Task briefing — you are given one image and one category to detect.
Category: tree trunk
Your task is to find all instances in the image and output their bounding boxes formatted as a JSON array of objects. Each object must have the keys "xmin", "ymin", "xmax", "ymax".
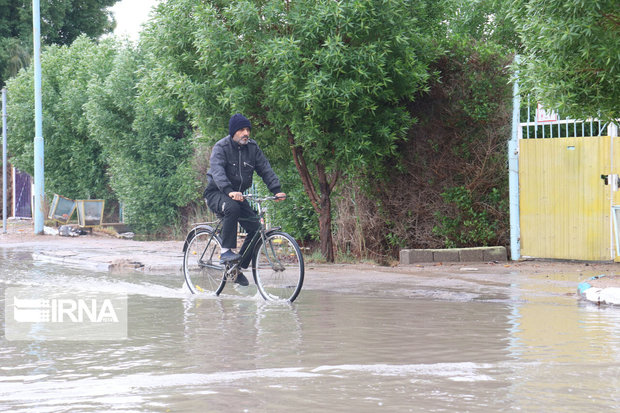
[
  {"xmin": 317, "ymin": 167, "xmax": 334, "ymax": 262},
  {"xmin": 318, "ymin": 195, "xmax": 334, "ymax": 262},
  {"xmin": 287, "ymin": 130, "xmax": 337, "ymax": 262}
]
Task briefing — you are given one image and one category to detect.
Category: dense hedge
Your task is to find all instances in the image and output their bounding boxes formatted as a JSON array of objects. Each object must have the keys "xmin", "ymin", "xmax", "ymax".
[
  {"xmin": 6, "ymin": 37, "xmax": 198, "ymax": 234},
  {"xmin": 334, "ymin": 38, "xmax": 514, "ymax": 261},
  {"xmin": 6, "ymin": 37, "xmax": 115, "ymax": 200}
]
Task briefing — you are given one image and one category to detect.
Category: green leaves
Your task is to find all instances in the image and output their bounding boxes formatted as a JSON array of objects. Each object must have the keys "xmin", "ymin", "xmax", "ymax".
[
  {"xmin": 433, "ymin": 186, "xmax": 499, "ymax": 248},
  {"xmin": 261, "ymin": 0, "xmax": 438, "ymax": 169},
  {"xmin": 87, "ymin": 49, "xmax": 198, "ymax": 233},
  {"xmin": 145, "ymin": 0, "xmax": 442, "ymax": 170},
  {"xmin": 7, "ymin": 36, "xmax": 116, "ymax": 200},
  {"xmin": 0, "ymin": 0, "xmax": 120, "ymax": 86},
  {"xmin": 509, "ymin": 0, "xmax": 619, "ymax": 121},
  {"xmin": 6, "ymin": 0, "xmax": 519, "ymax": 247},
  {"xmin": 138, "ymin": 0, "xmax": 448, "ymax": 250},
  {"xmin": 6, "ymin": 36, "xmax": 198, "ymax": 234}
]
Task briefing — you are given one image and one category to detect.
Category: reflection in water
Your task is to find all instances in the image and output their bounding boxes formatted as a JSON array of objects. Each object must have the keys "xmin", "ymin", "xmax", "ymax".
[
  {"xmin": 0, "ymin": 249, "xmax": 619, "ymax": 411},
  {"xmin": 506, "ymin": 272, "xmax": 620, "ymax": 411}
]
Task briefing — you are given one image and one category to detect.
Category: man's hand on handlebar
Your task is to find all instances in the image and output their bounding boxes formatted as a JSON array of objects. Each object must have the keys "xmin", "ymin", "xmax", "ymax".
[{"xmin": 229, "ymin": 192, "xmax": 287, "ymax": 202}]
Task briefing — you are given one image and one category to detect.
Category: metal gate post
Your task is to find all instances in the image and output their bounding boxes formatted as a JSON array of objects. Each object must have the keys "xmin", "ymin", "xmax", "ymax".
[
  {"xmin": 2, "ymin": 88, "xmax": 7, "ymax": 233},
  {"xmin": 509, "ymin": 56, "xmax": 521, "ymax": 260},
  {"xmin": 611, "ymin": 122, "xmax": 619, "ymax": 260},
  {"xmin": 32, "ymin": 0, "xmax": 45, "ymax": 234}
]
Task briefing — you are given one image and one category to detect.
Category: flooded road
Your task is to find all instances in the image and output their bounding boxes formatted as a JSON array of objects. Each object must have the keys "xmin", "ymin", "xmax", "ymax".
[{"xmin": 1, "ymin": 248, "xmax": 619, "ymax": 411}]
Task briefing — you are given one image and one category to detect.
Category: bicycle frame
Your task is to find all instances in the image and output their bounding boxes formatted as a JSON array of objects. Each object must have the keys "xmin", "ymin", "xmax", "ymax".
[
  {"xmin": 232, "ymin": 199, "xmax": 283, "ymax": 272},
  {"xmin": 183, "ymin": 195, "xmax": 284, "ymax": 275}
]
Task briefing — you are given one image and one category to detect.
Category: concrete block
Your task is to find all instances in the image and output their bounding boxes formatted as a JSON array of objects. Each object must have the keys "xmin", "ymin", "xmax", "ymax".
[
  {"xmin": 410, "ymin": 249, "xmax": 434, "ymax": 263},
  {"xmin": 400, "ymin": 246, "xmax": 507, "ymax": 265},
  {"xmin": 399, "ymin": 249, "xmax": 412, "ymax": 265},
  {"xmin": 433, "ymin": 249, "xmax": 460, "ymax": 262},
  {"xmin": 400, "ymin": 249, "xmax": 435, "ymax": 264},
  {"xmin": 482, "ymin": 246, "xmax": 507, "ymax": 261},
  {"xmin": 459, "ymin": 248, "xmax": 485, "ymax": 262}
]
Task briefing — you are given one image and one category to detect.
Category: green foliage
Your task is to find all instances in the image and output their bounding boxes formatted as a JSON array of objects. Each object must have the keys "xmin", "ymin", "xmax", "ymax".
[
  {"xmin": 0, "ymin": 37, "xmax": 30, "ymax": 81},
  {"xmin": 257, "ymin": 0, "xmax": 441, "ymax": 174},
  {"xmin": 85, "ymin": 44, "xmax": 199, "ymax": 234},
  {"xmin": 338, "ymin": 36, "xmax": 513, "ymax": 257},
  {"xmin": 509, "ymin": 0, "xmax": 619, "ymax": 121},
  {"xmin": 6, "ymin": 36, "xmax": 116, "ymax": 200},
  {"xmin": 432, "ymin": 186, "xmax": 499, "ymax": 248},
  {"xmin": 255, "ymin": 164, "xmax": 319, "ymax": 242},
  {"xmin": 7, "ymin": 36, "xmax": 198, "ymax": 234},
  {"xmin": 385, "ymin": 230, "xmax": 407, "ymax": 249},
  {"xmin": 445, "ymin": 0, "xmax": 518, "ymax": 50},
  {"xmin": 440, "ymin": 36, "xmax": 513, "ymax": 132},
  {"xmin": 425, "ymin": 39, "xmax": 512, "ymax": 248},
  {"xmin": 36, "ymin": 0, "xmax": 118, "ymax": 45},
  {"xmin": 2, "ymin": 0, "xmax": 520, "ymax": 250},
  {"xmin": 141, "ymin": 0, "xmax": 445, "ymax": 171},
  {"xmin": 0, "ymin": 0, "xmax": 120, "ymax": 86}
]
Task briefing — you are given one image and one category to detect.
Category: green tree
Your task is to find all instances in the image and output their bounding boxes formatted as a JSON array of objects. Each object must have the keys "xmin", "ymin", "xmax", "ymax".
[
  {"xmin": 0, "ymin": 37, "xmax": 30, "ymax": 81},
  {"xmin": 445, "ymin": 0, "xmax": 518, "ymax": 50},
  {"xmin": 86, "ymin": 44, "xmax": 198, "ymax": 234},
  {"xmin": 6, "ymin": 36, "xmax": 118, "ymax": 200},
  {"xmin": 7, "ymin": 35, "xmax": 197, "ymax": 233},
  {"xmin": 336, "ymin": 37, "xmax": 513, "ymax": 258},
  {"xmin": 509, "ymin": 0, "xmax": 619, "ymax": 121},
  {"xmin": 0, "ymin": 0, "xmax": 119, "ymax": 86},
  {"xmin": 143, "ymin": 0, "xmax": 445, "ymax": 261}
]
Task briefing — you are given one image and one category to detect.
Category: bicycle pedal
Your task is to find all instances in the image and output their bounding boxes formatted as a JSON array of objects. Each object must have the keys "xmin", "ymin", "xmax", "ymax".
[{"xmin": 226, "ymin": 272, "xmax": 237, "ymax": 282}]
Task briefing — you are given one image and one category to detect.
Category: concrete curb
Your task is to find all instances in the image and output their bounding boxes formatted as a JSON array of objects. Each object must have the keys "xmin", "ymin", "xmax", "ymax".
[
  {"xmin": 32, "ymin": 252, "xmax": 112, "ymax": 272},
  {"xmin": 577, "ymin": 275, "xmax": 620, "ymax": 306},
  {"xmin": 400, "ymin": 246, "xmax": 507, "ymax": 265},
  {"xmin": 31, "ymin": 249, "xmax": 183, "ymax": 273}
]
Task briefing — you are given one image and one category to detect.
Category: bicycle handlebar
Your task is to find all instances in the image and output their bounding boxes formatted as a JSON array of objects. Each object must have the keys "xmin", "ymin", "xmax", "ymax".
[{"xmin": 243, "ymin": 194, "xmax": 286, "ymax": 202}]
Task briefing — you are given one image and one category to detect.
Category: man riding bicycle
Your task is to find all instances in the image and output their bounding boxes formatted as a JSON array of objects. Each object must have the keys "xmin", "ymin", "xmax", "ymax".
[{"xmin": 203, "ymin": 113, "xmax": 286, "ymax": 286}]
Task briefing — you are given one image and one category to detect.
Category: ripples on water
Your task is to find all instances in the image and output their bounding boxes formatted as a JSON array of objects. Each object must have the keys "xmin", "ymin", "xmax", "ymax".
[{"xmin": 0, "ymin": 249, "xmax": 619, "ymax": 412}]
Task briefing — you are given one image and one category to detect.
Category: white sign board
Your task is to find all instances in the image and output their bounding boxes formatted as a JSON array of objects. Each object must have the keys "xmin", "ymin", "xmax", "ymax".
[{"xmin": 536, "ymin": 103, "xmax": 558, "ymax": 123}]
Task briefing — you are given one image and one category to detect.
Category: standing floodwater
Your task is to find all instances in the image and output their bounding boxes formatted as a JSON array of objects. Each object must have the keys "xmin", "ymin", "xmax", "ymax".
[{"xmin": 1, "ymin": 248, "xmax": 619, "ymax": 411}]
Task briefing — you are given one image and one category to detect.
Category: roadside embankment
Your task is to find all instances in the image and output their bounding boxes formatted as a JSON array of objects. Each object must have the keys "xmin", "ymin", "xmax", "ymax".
[{"xmin": 2, "ymin": 219, "xmax": 619, "ymax": 305}]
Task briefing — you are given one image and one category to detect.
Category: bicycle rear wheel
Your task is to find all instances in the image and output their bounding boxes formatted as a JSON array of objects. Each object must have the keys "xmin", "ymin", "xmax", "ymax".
[
  {"xmin": 252, "ymin": 231, "xmax": 304, "ymax": 302},
  {"xmin": 183, "ymin": 229, "xmax": 226, "ymax": 295}
]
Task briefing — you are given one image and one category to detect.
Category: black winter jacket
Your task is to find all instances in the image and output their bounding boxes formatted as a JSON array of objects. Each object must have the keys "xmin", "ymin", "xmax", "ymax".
[{"xmin": 204, "ymin": 135, "xmax": 281, "ymax": 197}]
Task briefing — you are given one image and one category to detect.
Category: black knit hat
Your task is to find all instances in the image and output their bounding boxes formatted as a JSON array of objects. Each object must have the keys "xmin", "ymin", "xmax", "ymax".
[{"xmin": 228, "ymin": 113, "xmax": 251, "ymax": 138}]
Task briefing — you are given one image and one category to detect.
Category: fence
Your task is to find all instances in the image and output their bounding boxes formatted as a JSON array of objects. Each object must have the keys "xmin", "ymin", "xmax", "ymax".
[
  {"xmin": 514, "ymin": 99, "xmax": 619, "ymax": 261},
  {"xmin": 520, "ymin": 101, "xmax": 611, "ymax": 139}
]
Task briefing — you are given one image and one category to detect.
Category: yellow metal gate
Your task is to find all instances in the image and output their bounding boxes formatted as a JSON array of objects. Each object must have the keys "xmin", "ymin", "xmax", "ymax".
[{"xmin": 519, "ymin": 136, "xmax": 620, "ymax": 261}]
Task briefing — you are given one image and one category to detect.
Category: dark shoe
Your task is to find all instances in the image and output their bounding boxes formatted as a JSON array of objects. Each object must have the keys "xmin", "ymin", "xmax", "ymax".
[
  {"xmin": 220, "ymin": 250, "xmax": 241, "ymax": 263},
  {"xmin": 232, "ymin": 269, "xmax": 249, "ymax": 286}
]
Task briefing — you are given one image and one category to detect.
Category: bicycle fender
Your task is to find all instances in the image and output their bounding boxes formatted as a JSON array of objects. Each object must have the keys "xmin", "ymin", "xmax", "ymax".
[
  {"xmin": 182, "ymin": 225, "xmax": 215, "ymax": 252},
  {"xmin": 264, "ymin": 227, "xmax": 282, "ymax": 237}
]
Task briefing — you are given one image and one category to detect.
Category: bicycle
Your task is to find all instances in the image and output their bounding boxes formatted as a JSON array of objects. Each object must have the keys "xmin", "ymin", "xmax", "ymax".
[{"xmin": 182, "ymin": 194, "xmax": 304, "ymax": 302}]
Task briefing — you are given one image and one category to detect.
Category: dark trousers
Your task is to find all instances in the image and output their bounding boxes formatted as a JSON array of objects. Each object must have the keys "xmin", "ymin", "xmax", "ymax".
[{"xmin": 204, "ymin": 191, "xmax": 259, "ymax": 269}]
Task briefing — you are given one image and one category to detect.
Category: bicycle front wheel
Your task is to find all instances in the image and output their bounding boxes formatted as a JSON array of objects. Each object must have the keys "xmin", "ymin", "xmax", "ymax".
[
  {"xmin": 252, "ymin": 231, "xmax": 304, "ymax": 302},
  {"xmin": 183, "ymin": 229, "xmax": 226, "ymax": 295}
]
